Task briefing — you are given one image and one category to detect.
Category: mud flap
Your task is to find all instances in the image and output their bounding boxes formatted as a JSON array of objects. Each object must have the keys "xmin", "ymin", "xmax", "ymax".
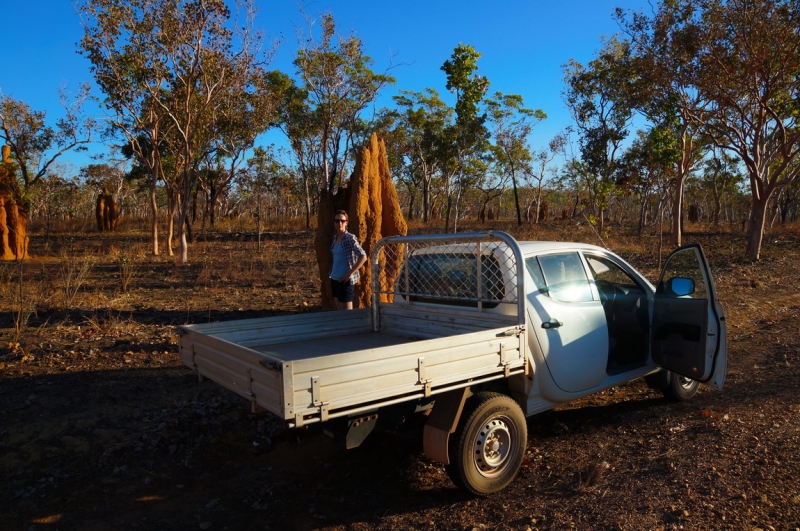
[{"xmin": 422, "ymin": 387, "xmax": 472, "ymax": 465}]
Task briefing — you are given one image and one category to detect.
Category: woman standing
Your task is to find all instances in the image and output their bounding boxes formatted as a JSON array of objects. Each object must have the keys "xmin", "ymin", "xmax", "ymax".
[{"xmin": 329, "ymin": 210, "xmax": 367, "ymax": 310}]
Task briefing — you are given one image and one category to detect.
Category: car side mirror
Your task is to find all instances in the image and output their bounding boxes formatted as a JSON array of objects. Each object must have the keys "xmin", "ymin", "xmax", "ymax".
[{"xmin": 666, "ymin": 277, "xmax": 695, "ymax": 297}]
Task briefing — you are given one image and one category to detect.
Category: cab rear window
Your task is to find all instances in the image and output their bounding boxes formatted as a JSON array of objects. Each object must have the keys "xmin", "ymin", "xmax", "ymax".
[{"xmin": 402, "ymin": 253, "xmax": 503, "ymax": 308}]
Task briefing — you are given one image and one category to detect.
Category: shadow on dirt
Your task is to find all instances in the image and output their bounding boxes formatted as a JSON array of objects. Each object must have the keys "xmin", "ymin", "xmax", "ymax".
[{"xmin": 0, "ymin": 364, "xmax": 765, "ymax": 531}]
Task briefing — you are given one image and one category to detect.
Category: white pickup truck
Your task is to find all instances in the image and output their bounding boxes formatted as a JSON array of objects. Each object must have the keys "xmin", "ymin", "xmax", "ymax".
[{"xmin": 179, "ymin": 231, "xmax": 726, "ymax": 495}]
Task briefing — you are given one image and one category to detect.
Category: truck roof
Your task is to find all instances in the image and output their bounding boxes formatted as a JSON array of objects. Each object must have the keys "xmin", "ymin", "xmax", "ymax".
[{"xmin": 516, "ymin": 241, "xmax": 608, "ymax": 255}]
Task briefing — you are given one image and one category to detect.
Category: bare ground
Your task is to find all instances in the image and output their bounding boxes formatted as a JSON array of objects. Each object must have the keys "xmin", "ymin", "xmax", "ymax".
[{"xmin": 1, "ymin": 222, "xmax": 799, "ymax": 531}]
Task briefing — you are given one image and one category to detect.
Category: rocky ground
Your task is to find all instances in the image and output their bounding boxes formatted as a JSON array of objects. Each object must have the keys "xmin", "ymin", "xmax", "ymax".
[{"xmin": 0, "ymin": 222, "xmax": 798, "ymax": 531}]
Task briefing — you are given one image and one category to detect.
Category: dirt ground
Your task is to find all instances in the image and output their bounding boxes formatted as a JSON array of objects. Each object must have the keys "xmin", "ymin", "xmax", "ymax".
[{"xmin": 1, "ymin": 221, "xmax": 799, "ymax": 531}]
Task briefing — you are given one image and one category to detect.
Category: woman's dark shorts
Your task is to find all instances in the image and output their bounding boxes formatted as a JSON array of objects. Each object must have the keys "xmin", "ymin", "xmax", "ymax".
[{"xmin": 330, "ymin": 278, "xmax": 354, "ymax": 303}]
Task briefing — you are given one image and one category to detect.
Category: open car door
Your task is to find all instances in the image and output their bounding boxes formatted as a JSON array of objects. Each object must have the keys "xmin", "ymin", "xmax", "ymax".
[{"xmin": 651, "ymin": 244, "xmax": 727, "ymax": 390}]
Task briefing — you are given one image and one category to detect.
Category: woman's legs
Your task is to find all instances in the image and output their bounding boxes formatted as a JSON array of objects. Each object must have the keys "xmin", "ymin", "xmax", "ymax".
[
  {"xmin": 331, "ymin": 279, "xmax": 355, "ymax": 310},
  {"xmin": 334, "ymin": 299, "xmax": 353, "ymax": 311}
]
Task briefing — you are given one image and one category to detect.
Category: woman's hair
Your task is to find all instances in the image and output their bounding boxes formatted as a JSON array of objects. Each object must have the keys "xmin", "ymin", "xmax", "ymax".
[{"xmin": 334, "ymin": 210, "xmax": 348, "ymax": 221}]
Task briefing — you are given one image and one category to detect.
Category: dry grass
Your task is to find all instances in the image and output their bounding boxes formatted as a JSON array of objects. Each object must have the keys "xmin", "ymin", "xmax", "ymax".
[
  {"xmin": 0, "ymin": 214, "xmax": 783, "ymax": 333},
  {"xmin": 2, "ymin": 215, "xmax": 800, "ymax": 531},
  {"xmin": 59, "ymin": 256, "xmax": 95, "ymax": 308}
]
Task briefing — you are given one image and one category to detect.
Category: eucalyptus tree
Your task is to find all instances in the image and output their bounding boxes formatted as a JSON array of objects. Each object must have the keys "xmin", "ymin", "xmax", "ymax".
[
  {"xmin": 393, "ymin": 89, "xmax": 454, "ymax": 223},
  {"xmin": 698, "ymin": 148, "xmax": 743, "ymax": 226},
  {"xmin": 80, "ymin": 0, "xmax": 178, "ymax": 255},
  {"xmin": 294, "ymin": 12, "xmax": 394, "ymax": 193},
  {"xmin": 246, "ymin": 145, "xmax": 297, "ymax": 220},
  {"xmin": 557, "ymin": 157, "xmax": 591, "ymax": 220},
  {"xmin": 0, "ymin": 87, "xmax": 96, "ymax": 193},
  {"xmin": 776, "ymin": 175, "xmax": 800, "ymax": 225},
  {"xmin": 688, "ymin": 0, "xmax": 800, "ymax": 260},
  {"xmin": 80, "ymin": 0, "xmax": 274, "ymax": 263},
  {"xmin": 616, "ymin": 1, "xmax": 714, "ymax": 247},
  {"xmin": 526, "ymin": 133, "xmax": 566, "ymax": 224},
  {"xmin": 563, "ymin": 37, "xmax": 635, "ymax": 232},
  {"xmin": 203, "ymin": 73, "xmax": 278, "ymax": 228},
  {"xmin": 441, "ymin": 44, "xmax": 491, "ymax": 232},
  {"xmin": 26, "ymin": 163, "xmax": 82, "ymax": 237},
  {"xmin": 486, "ymin": 92, "xmax": 546, "ymax": 226},
  {"xmin": 472, "ymin": 148, "xmax": 505, "ymax": 223},
  {"xmin": 616, "ymin": 126, "xmax": 680, "ymax": 235},
  {"xmin": 265, "ymin": 70, "xmax": 321, "ymax": 227}
]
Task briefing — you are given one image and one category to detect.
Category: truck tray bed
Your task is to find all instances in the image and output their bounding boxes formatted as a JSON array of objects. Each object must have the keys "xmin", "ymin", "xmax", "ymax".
[{"xmin": 180, "ymin": 307, "xmax": 525, "ymax": 427}]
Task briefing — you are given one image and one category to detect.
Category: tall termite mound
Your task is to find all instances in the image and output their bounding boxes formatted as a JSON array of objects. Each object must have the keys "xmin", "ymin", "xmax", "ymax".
[
  {"xmin": 314, "ymin": 133, "xmax": 407, "ymax": 309},
  {"xmin": 374, "ymin": 135, "xmax": 407, "ymax": 304},
  {"xmin": 0, "ymin": 145, "xmax": 29, "ymax": 260},
  {"xmin": 96, "ymin": 189, "xmax": 119, "ymax": 232}
]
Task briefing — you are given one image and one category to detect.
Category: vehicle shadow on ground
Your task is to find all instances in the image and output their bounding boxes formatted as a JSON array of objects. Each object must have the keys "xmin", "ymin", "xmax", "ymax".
[
  {"xmin": 0, "ymin": 365, "xmax": 778, "ymax": 530},
  {"xmin": 0, "ymin": 367, "xmax": 467, "ymax": 529}
]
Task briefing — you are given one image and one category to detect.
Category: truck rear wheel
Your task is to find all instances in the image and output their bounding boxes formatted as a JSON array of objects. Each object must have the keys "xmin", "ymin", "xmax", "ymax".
[{"xmin": 445, "ymin": 392, "xmax": 527, "ymax": 496}]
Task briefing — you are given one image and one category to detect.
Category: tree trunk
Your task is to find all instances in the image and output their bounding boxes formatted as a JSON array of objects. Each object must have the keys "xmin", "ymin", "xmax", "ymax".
[
  {"xmin": 423, "ymin": 176, "xmax": 431, "ymax": 224},
  {"xmin": 178, "ymin": 171, "xmax": 192, "ymax": 264},
  {"xmin": 167, "ymin": 189, "xmax": 176, "ymax": 257},
  {"xmin": 534, "ymin": 184, "xmax": 544, "ymax": 224},
  {"xmin": 303, "ymin": 173, "xmax": 312, "ymax": 229},
  {"xmin": 209, "ymin": 181, "xmax": 217, "ymax": 227},
  {"xmin": 443, "ymin": 173, "xmax": 453, "ymax": 233},
  {"xmin": 444, "ymin": 192, "xmax": 453, "ymax": 233},
  {"xmin": 452, "ymin": 187, "xmax": 461, "ymax": 233},
  {"xmin": 670, "ymin": 177, "xmax": 685, "ymax": 247},
  {"xmin": 768, "ymin": 190, "xmax": 782, "ymax": 229},
  {"xmin": 149, "ymin": 171, "xmax": 160, "ymax": 256},
  {"xmin": 746, "ymin": 194, "xmax": 770, "ymax": 261},
  {"xmin": 510, "ymin": 168, "xmax": 522, "ymax": 227},
  {"xmin": 638, "ymin": 191, "xmax": 649, "ymax": 237}
]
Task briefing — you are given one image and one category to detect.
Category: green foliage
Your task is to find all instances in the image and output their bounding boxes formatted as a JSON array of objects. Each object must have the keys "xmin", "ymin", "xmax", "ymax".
[
  {"xmin": 391, "ymin": 88, "xmax": 456, "ymax": 222},
  {"xmin": 80, "ymin": 0, "xmax": 276, "ymax": 260},
  {"xmin": 0, "ymin": 87, "xmax": 96, "ymax": 191},
  {"xmin": 293, "ymin": 12, "xmax": 395, "ymax": 192},
  {"xmin": 441, "ymin": 44, "xmax": 490, "ymax": 157},
  {"xmin": 486, "ymin": 91, "xmax": 546, "ymax": 225},
  {"xmin": 563, "ymin": 37, "xmax": 635, "ymax": 227}
]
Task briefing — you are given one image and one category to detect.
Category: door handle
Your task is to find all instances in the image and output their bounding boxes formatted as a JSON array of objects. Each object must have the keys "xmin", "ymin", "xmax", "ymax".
[{"xmin": 542, "ymin": 319, "xmax": 563, "ymax": 329}]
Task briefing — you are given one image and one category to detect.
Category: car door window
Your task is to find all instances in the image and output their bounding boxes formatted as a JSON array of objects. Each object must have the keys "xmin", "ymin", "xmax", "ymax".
[
  {"xmin": 536, "ymin": 252, "xmax": 593, "ymax": 302},
  {"xmin": 658, "ymin": 250, "xmax": 708, "ymax": 299},
  {"xmin": 585, "ymin": 255, "xmax": 641, "ymax": 288}
]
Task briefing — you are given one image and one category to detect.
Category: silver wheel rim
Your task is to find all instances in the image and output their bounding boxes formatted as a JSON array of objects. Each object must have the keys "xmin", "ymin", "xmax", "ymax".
[
  {"xmin": 472, "ymin": 415, "xmax": 516, "ymax": 478},
  {"xmin": 678, "ymin": 376, "xmax": 695, "ymax": 390}
]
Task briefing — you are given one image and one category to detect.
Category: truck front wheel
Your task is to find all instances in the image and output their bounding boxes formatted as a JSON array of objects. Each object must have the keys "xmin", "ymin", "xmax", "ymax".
[
  {"xmin": 445, "ymin": 392, "xmax": 527, "ymax": 496},
  {"xmin": 645, "ymin": 370, "xmax": 699, "ymax": 401},
  {"xmin": 664, "ymin": 373, "xmax": 699, "ymax": 401}
]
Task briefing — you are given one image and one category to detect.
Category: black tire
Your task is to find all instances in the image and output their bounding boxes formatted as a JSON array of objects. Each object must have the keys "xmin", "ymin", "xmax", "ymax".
[
  {"xmin": 663, "ymin": 372, "xmax": 699, "ymax": 401},
  {"xmin": 445, "ymin": 392, "xmax": 527, "ymax": 496},
  {"xmin": 647, "ymin": 370, "xmax": 699, "ymax": 401}
]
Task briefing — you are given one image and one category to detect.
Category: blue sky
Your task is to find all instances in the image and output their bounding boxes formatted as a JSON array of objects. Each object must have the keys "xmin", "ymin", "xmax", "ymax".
[{"xmin": 0, "ymin": 1, "xmax": 651, "ymax": 171}]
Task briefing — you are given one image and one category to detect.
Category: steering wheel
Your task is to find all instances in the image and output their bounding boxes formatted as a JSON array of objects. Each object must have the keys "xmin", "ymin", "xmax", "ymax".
[{"xmin": 595, "ymin": 280, "xmax": 617, "ymax": 307}]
